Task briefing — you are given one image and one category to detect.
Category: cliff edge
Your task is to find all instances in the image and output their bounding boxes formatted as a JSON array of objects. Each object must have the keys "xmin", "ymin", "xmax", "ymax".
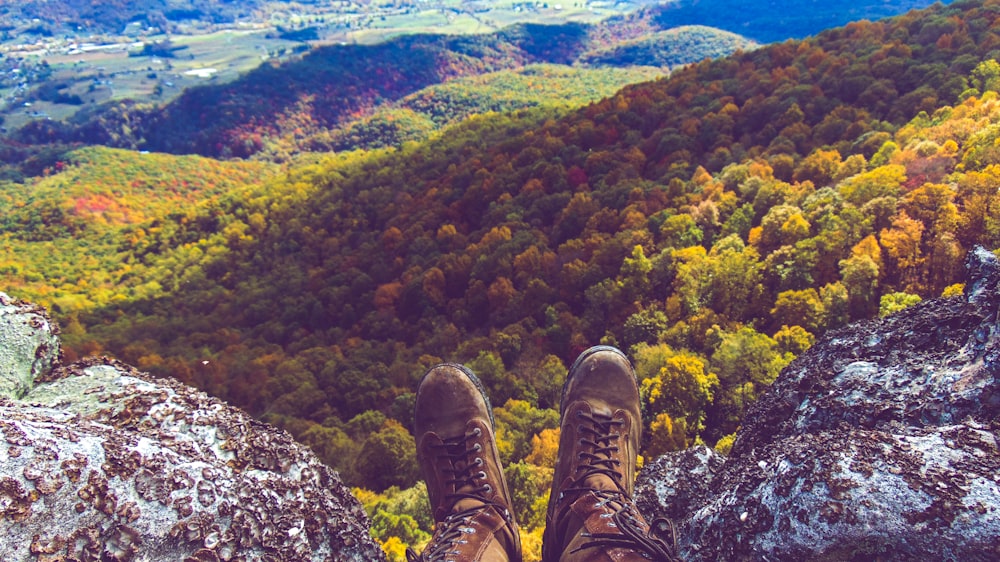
[
  {"xmin": 0, "ymin": 293, "xmax": 385, "ymax": 561},
  {"xmin": 3, "ymin": 247, "xmax": 999, "ymax": 560}
]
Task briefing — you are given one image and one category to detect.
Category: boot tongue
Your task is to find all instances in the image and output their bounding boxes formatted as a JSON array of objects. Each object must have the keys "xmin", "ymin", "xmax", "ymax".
[
  {"xmin": 453, "ymin": 497, "xmax": 488, "ymax": 513},
  {"xmin": 581, "ymin": 473, "xmax": 619, "ymax": 492}
]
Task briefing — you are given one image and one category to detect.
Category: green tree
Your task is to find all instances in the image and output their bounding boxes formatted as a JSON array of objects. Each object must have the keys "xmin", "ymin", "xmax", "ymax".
[
  {"xmin": 619, "ymin": 308, "xmax": 669, "ymax": 352},
  {"xmin": 708, "ymin": 326, "xmax": 791, "ymax": 439},
  {"xmin": 773, "ymin": 324, "xmax": 815, "ymax": 355},
  {"xmin": 838, "ymin": 164, "xmax": 906, "ymax": 206},
  {"xmin": 840, "ymin": 236, "xmax": 883, "ymax": 319},
  {"xmin": 355, "ymin": 483, "xmax": 433, "ymax": 560},
  {"xmin": 619, "ymin": 244, "xmax": 653, "ymax": 302},
  {"xmin": 757, "ymin": 204, "xmax": 806, "ymax": 252},
  {"xmin": 840, "ymin": 253, "xmax": 881, "ymax": 319},
  {"xmin": 705, "ymin": 234, "xmax": 764, "ymax": 322},
  {"xmin": 770, "ymin": 288, "xmax": 825, "ymax": 333},
  {"xmin": 711, "ymin": 326, "xmax": 787, "ymax": 390},
  {"xmin": 468, "ymin": 351, "xmax": 518, "ymax": 407},
  {"xmin": 494, "ymin": 399, "xmax": 559, "ymax": 465},
  {"xmin": 971, "ymin": 59, "xmax": 1000, "ymax": 93},
  {"xmin": 517, "ymin": 354, "xmax": 566, "ymax": 411},
  {"xmin": 354, "ymin": 419, "xmax": 420, "ymax": 491},
  {"xmin": 879, "ymin": 292, "xmax": 922, "ymax": 317},
  {"xmin": 504, "ymin": 461, "xmax": 552, "ymax": 532},
  {"xmin": 297, "ymin": 423, "xmax": 361, "ymax": 483},
  {"xmin": 658, "ymin": 214, "xmax": 704, "ymax": 248}
]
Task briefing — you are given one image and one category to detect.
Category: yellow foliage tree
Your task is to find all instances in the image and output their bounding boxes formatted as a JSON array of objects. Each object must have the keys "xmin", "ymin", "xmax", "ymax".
[
  {"xmin": 880, "ymin": 211, "xmax": 925, "ymax": 289},
  {"xmin": 525, "ymin": 428, "xmax": 560, "ymax": 468},
  {"xmin": 647, "ymin": 412, "xmax": 688, "ymax": 457},
  {"xmin": 838, "ymin": 164, "xmax": 906, "ymax": 206},
  {"xmin": 641, "ymin": 351, "xmax": 719, "ymax": 442}
]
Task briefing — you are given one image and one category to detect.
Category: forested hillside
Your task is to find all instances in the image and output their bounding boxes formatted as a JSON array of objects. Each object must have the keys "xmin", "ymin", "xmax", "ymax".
[
  {"xmin": 5, "ymin": 0, "xmax": 950, "ymax": 163},
  {"xmin": 2, "ymin": 0, "xmax": 1000, "ymax": 559},
  {"xmin": 580, "ymin": 25, "xmax": 757, "ymax": 67},
  {"xmin": 257, "ymin": 64, "xmax": 666, "ymax": 158},
  {"xmin": 0, "ymin": 63, "xmax": 663, "ymax": 179},
  {"xmin": 0, "ymin": 147, "xmax": 278, "ymax": 311}
]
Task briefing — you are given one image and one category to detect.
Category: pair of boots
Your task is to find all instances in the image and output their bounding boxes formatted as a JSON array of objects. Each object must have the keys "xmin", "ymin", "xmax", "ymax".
[{"xmin": 406, "ymin": 346, "xmax": 679, "ymax": 562}]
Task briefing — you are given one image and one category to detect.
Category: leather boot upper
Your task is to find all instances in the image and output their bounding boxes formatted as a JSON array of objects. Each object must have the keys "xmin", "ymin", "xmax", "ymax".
[
  {"xmin": 541, "ymin": 347, "xmax": 678, "ymax": 562},
  {"xmin": 409, "ymin": 363, "xmax": 521, "ymax": 562}
]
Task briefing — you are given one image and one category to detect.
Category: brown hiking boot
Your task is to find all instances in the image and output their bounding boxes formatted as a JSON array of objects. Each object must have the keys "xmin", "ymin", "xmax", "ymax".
[
  {"xmin": 541, "ymin": 346, "xmax": 679, "ymax": 562},
  {"xmin": 407, "ymin": 363, "xmax": 522, "ymax": 562}
]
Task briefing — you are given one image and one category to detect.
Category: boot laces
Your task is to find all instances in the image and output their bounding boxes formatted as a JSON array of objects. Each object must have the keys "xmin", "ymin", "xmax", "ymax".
[
  {"xmin": 437, "ymin": 427, "xmax": 494, "ymax": 505},
  {"xmin": 562, "ymin": 410, "xmax": 681, "ymax": 561},
  {"xmin": 407, "ymin": 427, "xmax": 513, "ymax": 562},
  {"xmin": 405, "ymin": 504, "xmax": 496, "ymax": 562},
  {"xmin": 569, "ymin": 491, "xmax": 681, "ymax": 561}
]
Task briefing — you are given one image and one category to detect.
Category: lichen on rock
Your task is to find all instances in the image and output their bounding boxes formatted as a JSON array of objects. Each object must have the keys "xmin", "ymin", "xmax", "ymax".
[
  {"xmin": 0, "ymin": 292, "xmax": 60, "ymax": 400},
  {"xmin": 0, "ymin": 299, "xmax": 384, "ymax": 561},
  {"xmin": 636, "ymin": 247, "xmax": 1000, "ymax": 561}
]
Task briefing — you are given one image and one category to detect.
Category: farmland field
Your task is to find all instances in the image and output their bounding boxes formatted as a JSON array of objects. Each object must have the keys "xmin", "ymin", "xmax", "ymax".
[{"xmin": 0, "ymin": 1, "xmax": 657, "ymax": 129}]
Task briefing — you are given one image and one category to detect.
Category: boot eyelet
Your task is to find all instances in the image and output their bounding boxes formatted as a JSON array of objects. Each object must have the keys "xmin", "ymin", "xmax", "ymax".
[
  {"xmin": 483, "ymin": 484, "xmax": 493, "ymax": 493},
  {"xmin": 474, "ymin": 457, "xmax": 483, "ymax": 466},
  {"xmin": 477, "ymin": 471, "xmax": 487, "ymax": 479},
  {"xmin": 472, "ymin": 427, "xmax": 482, "ymax": 437},
  {"xmin": 473, "ymin": 443, "xmax": 482, "ymax": 452}
]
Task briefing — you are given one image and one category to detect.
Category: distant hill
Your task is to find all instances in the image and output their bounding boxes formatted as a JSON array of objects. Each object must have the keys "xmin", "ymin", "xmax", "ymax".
[
  {"xmin": 581, "ymin": 25, "xmax": 758, "ymax": 67},
  {"xmin": 321, "ymin": 64, "xmax": 665, "ymax": 153},
  {"xmin": 648, "ymin": 0, "xmax": 956, "ymax": 42}
]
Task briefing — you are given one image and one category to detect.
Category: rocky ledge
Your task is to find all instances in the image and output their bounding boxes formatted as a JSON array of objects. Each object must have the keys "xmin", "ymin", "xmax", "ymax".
[
  {"xmin": 4, "ymin": 245, "xmax": 1000, "ymax": 561},
  {"xmin": 0, "ymin": 293, "xmax": 384, "ymax": 561},
  {"xmin": 636, "ymin": 247, "xmax": 1000, "ymax": 561}
]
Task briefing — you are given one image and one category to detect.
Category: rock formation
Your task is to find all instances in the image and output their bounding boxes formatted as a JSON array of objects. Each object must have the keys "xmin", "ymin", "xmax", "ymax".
[
  {"xmin": 636, "ymin": 247, "xmax": 1000, "ymax": 561},
  {"xmin": 0, "ymin": 293, "xmax": 385, "ymax": 561}
]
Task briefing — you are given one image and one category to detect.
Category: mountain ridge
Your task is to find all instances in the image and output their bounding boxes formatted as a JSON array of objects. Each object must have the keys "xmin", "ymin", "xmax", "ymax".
[
  {"xmin": 10, "ymin": 19, "xmax": 752, "ymax": 160},
  {"xmin": 4, "ymin": 1, "xmax": 953, "ymax": 162}
]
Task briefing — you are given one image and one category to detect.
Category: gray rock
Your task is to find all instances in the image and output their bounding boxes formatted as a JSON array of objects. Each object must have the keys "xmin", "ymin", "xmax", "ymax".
[
  {"xmin": 0, "ymin": 307, "xmax": 384, "ymax": 560},
  {"xmin": 636, "ymin": 247, "xmax": 1000, "ymax": 561},
  {"xmin": 0, "ymin": 292, "xmax": 60, "ymax": 400},
  {"xmin": 635, "ymin": 445, "xmax": 725, "ymax": 524}
]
